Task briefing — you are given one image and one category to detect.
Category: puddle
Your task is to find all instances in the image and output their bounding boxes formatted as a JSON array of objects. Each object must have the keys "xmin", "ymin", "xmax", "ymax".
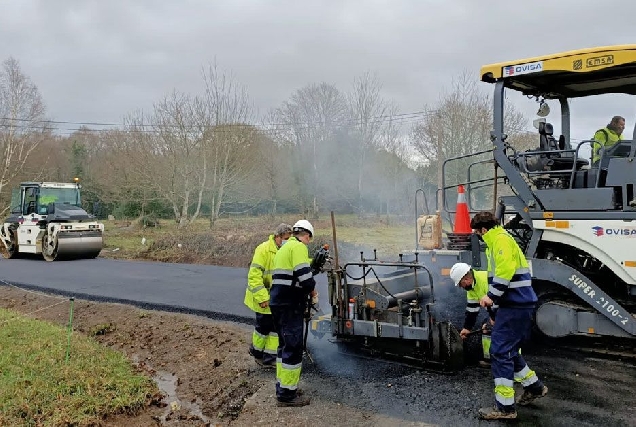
[{"xmin": 153, "ymin": 370, "xmax": 212, "ymax": 424}]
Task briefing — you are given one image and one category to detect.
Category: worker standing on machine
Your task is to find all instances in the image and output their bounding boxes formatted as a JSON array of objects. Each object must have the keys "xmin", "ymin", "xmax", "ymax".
[
  {"xmin": 269, "ymin": 220, "xmax": 317, "ymax": 407},
  {"xmin": 450, "ymin": 262, "xmax": 494, "ymax": 367},
  {"xmin": 471, "ymin": 211, "xmax": 548, "ymax": 420},
  {"xmin": 244, "ymin": 223, "xmax": 293, "ymax": 368}
]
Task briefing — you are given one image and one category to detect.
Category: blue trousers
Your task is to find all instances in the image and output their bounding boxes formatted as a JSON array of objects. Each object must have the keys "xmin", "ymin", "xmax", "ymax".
[
  {"xmin": 270, "ymin": 304, "xmax": 305, "ymax": 401},
  {"xmin": 490, "ymin": 307, "xmax": 543, "ymax": 412}
]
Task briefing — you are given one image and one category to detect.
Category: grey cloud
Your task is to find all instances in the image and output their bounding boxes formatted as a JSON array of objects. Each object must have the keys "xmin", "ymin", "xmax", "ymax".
[{"xmin": 0, "ymin": 0, "xmax": 634, "ymax": 139}]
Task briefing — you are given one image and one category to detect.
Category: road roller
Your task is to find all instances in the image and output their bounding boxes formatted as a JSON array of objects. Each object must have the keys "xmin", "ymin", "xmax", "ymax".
[{"xmin": 0, "ymin": 180, "xmax": 104, "ymax": 261}]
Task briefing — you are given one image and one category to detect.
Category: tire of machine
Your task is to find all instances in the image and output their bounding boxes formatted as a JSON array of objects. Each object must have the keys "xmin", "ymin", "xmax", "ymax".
[
  {"xmin": 42, "ymin": 231, "xmax": 58, "ymax": 262},
  {"xmin": 4, "ymin": 228, "xmax": 20, "ymax": 259}
]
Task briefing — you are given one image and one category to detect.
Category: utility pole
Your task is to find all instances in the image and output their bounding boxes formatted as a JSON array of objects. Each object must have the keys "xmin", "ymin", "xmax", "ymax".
[{"xmin": 436, "ymin": 113, "xmax": 444, "ymax": 213}]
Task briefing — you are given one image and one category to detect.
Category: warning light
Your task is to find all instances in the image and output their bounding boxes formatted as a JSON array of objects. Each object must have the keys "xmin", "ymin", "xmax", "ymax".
[{"xmin": 73, "ymin": 177, "xmax": 80, "ymax": 183}]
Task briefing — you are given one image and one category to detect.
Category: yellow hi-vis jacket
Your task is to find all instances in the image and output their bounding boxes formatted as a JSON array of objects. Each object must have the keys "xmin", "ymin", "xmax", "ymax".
[
  {"xmin": 592, "ymin": 127, "xmax": 623, "ymax": 163},
  {"xmin": 270, "ymin": 236, "xmax": 315, "ymax": 306},
  {"xmin": 463, "ymin": 269, "xmax": 491, "ymax": 330},
  {"xmin": 244, "ymin": 235, "xmax": 278, "ymax": 314}
]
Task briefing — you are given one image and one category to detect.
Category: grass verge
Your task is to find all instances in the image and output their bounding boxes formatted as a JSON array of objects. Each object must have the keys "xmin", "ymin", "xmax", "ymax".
[{"xmin": 0, "ymin": 308, "xmax": 159, "ymax": 427}]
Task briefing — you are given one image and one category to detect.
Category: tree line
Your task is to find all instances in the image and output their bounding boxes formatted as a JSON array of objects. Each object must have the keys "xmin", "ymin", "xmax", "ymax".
[{"xmin": 0, "ymin": 58, "xmax": 537, "ymax": 226}]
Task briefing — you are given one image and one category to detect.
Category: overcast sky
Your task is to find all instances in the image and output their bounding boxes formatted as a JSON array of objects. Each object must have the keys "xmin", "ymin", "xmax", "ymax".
[{"xmin": 1, "ymin": 0, "xmax": 635, "ymax": 143}]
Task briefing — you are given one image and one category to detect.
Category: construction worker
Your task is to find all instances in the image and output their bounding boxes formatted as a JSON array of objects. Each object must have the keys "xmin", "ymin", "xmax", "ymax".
[
  {"xmin": 269, "ymin": 219, "xmax": 316, "ymax": 407},
  {"xmin": 450, "ymin": 262, "xmax": 494, "ymax": 366},
  {"xmin": 591, "ymin": 115, "xmax": 625, "ymax": 165},
  {"xmin": 471, "ymin": 211, "xmax": 548, "ymax": 421},
  {"xmin": 244, "ymin": 223, "xmax": 293, "ymax": 368}
]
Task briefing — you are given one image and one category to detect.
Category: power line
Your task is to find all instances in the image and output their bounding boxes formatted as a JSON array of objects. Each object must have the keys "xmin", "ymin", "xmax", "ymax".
[{"xmin": 0, "ymin": 108, "xmax": 438, "ymax": 133}]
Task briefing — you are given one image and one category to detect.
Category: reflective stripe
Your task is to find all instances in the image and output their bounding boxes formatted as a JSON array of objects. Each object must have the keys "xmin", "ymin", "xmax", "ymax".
[
  {"xmin": 264, "ymin": 332, "xmax": 278, "ymax": 355},
  {"xmin": 494, "ymin": 377, "xmax": 515, "ymax": 406},
  {"xmin": 250, "ymin": 263, "xmax": 265, "ymax": 271},
  {"xmin": 272, "ymin": 278, "xmax": 293, "ymax": 286},
  {"xmin": 282, "ymin": 362, "xmax": 302, "ymax": 370},
  {"xmin": 467, "ymin": 299, "xmax": 478, "ymax": 304},
  {"xmin": 297, "ymin": 271, "xmax": 313, "ymax": 283},
  {"xmin": 482, "ymin": 334, "xmax": 491, "ymax": 359},
  {"xmin": 494, "ymin": 387, "xmax": 515, "ymax": 406},
  {"xmin": 272, "ymin": 269, "xmax": 294, "ymax": 287},
  {"xmin": 493, "ymin": 276, "xmax": 510, "ymax": 286},
  {"xmin": 247, "ymin": 285, "xmax": 265, "ymax": 293},
  {"xmin": 514, "ymin": 365, "xmax": 539, "ymax": 387},
  {"xmin": 252, "ymin": 330, "xmax": 266, "ymax": 351},
  {"xmin": 489, "ymin": 286, "xmax": 504, "ymax": 297},
  {"xmin": 279, "ymin": 362, "xmax": 302, "ymax": 390},
  {"xmin": 293, "ymin": 262, "xmax": 311, "ymax": 272},
  {"xmin": 509, "ymin": 279, "xmax": 532, "ymax": 289},
  {"xmin": 466, "ymin": 306, "xmax": 480, "ymax": 313},
  {"xmin": 516, "ymin": 267, "xmax": 530, "ymax": 274},
  {"xmin": 494, "ymin": 378, "xmax": 514, "ymax": 387}
]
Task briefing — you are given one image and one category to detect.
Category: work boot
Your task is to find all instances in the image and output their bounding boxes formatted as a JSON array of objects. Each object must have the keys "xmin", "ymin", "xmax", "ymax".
[
  {"xmin": 478, "ymin": 360, "xmax": 491, "ymax": 369},
  {"xmin": 516, "ymin": 385, "xmax": 548, "ymax": 406},
  {"xmin": 478, "ymin": 406, "xmax": 517, "ymax": 420},
  {"xmin": 276, "ymin": 395, "xmax": 310, "ymax": 407},
  {"xmin": 254, "ymin": 358, "xmax": 275, "ymax": 369}
]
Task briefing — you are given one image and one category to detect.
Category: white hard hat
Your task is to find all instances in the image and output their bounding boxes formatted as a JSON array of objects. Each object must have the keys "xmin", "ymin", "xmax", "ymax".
[
  {"xmin": 450, "ymin": 262, "xmax": 471, "ymax": 286},
  {"xmin": 293, "ymin": 219, "xmax": 314, "ymax": 237}
]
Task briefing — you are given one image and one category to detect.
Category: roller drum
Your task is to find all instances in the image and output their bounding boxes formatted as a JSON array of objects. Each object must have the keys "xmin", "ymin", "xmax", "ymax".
[{"xmin": 43, "ymin": 230, "xmax": 102, "ymax": 261}]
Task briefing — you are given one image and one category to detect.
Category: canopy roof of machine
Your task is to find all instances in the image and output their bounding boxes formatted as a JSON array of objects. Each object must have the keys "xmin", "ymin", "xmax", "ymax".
[{"xmin": 480, "ymin": 45, "xmax": 636, "ymax": 99}]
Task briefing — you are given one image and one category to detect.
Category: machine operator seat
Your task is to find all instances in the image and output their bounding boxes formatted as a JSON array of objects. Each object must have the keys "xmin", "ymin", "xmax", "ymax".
[{"xmin": 538, "ymin": 122, "xmax": 588, "ymax": 171}]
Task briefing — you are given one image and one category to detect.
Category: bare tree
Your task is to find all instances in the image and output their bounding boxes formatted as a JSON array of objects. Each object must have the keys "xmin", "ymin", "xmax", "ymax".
[
  {"xmin": 348, "ymin": 71, "xmax": 397, "ymax": 214},
  {"xmin": 250, "ymin": 115, "xmax": 292, "ymax": 216},
  {"xmin": 273, "ymin": 82, "xmax": 348, "ymax": 216},
  {"xmin": 143, "ymin": 91, "xmax": 208, "ymax": 226},
  {"xmin": 0, "ymin": 57, "xmax": 46, "ymax": 210},
  {"xmin": 201, "ymin": 63, "xmax": 256, "ymax": 225},
  {"xmin": 410, "ymin": 72, "xmax": 528, "ymax": 210}
]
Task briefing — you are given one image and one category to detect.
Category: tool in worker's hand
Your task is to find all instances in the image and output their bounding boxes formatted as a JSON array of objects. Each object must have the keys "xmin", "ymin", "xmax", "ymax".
[
  {"xmin": 310, "ymin": 244, "xmax": 330, "ymax": 275},
  {"xmin": 465, "ymin": 328, "xmax": 484, "ymax": 337},
  {"xmin": 303, "ymin": 291, "xmax": 320, "ymax": 363}
]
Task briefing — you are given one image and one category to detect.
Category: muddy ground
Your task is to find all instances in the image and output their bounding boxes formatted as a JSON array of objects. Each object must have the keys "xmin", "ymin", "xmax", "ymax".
[{"xmin": 1, "ymin": 285, "xmax": 635, "ymax": 427}]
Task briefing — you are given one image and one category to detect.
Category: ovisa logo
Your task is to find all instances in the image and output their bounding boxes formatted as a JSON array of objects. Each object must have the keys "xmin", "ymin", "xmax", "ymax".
[
  {"xmin": 592, "ymin": 225, "xmax": 636, "ymax": 237},
  {"xmin": 502, "ymin": 61, "xmax": 543, "ymax": 76}
]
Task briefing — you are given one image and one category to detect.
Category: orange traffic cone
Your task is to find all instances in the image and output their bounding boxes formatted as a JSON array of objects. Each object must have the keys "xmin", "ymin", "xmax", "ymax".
[{"xmin": 453, "ymin": 185, "xmax": 472, "ymax": 234}]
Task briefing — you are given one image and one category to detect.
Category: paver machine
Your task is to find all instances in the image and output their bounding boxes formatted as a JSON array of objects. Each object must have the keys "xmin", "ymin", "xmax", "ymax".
[
  {"xmin": 311, "ymin": 45, "xmax": 636, "ymax": 367},
  {"xmin": 468, "ymin": 44, "xmax": 636, "ymax": 341},
  {"xmin": 0, "ymin": 180, "xmax": 104, "ymax": 261},
  {"xmin": 423, "ymin": 44, "xmax": 636, "ymax": 342},
  {"xmin": 310, "ymin": 214, "xmax": 465, "ymax": 372}
]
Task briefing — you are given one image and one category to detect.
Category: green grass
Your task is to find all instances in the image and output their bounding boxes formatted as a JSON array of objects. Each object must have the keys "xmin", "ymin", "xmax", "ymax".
[
  {"xmin": 317, "ymin": 223, "xmax": 415, "ymax": 258},
  {"xmin": 0, "ymin": 308, "xmax": 158, "ymax": 426}
]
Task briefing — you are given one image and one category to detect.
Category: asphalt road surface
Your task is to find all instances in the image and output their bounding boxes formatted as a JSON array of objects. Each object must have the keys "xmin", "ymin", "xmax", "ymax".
[
  {"xmin": 0, "ymin": 257, "xmax": 256, "ymax": 323},
  {"xmin": 1, "ymin": 256, "xmax": 634, "ymax": 426}
]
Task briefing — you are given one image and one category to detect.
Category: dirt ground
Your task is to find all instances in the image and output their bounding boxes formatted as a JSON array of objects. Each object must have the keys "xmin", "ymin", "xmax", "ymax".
[{"xmin": 0, "ymin": 286, "xmax": 439, "ymax": 427}]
